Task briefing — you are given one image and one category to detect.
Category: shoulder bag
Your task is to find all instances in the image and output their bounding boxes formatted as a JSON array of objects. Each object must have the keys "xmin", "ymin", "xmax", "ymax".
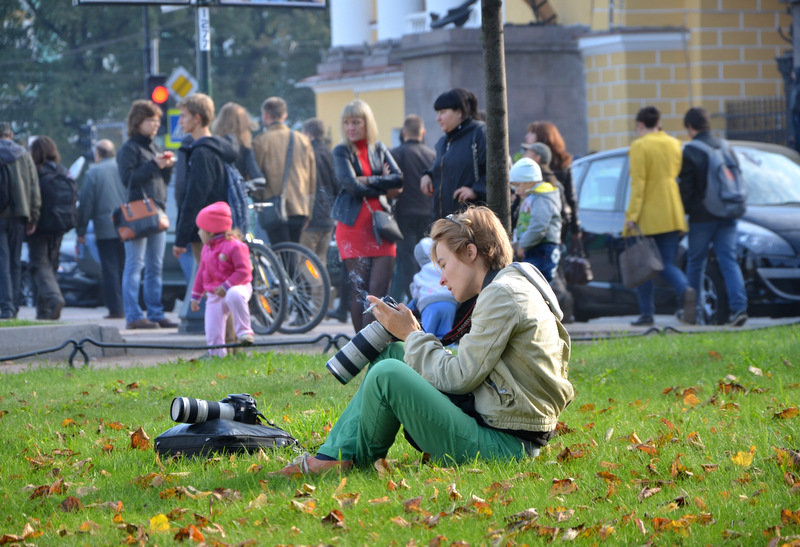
[
  {"xmin": 619, "ymin": 227, "xmax": 663, "ymax": 288},
  {"xmin": 363, "ymin": 197, "xmax": 403, "ymax": 245},
  {"xmin": 258, "ymin": 131, "xmax": 294, "ymax": 228},
  {"xmin": 111, "ymin": 189, "xmax": 169, "ymax": 241}
]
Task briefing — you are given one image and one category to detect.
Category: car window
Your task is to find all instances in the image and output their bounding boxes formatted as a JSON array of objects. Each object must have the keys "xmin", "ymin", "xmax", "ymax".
[
  {"xmin": 577, "ymin": 155, "xmax": 625, "ymax": 211},
  {"xmin": 734, "ymin": 146, "xmax": 800, "ymax": 205}
]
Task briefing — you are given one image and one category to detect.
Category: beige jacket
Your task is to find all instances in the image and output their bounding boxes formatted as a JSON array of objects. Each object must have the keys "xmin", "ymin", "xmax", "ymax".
[
  {"xmin": 404, "ymin": 264, "xmax": 574, "ymax": 432},
  {"xmin": 252, "ymin": 123, "xmax": 316, "ymax": 218}
]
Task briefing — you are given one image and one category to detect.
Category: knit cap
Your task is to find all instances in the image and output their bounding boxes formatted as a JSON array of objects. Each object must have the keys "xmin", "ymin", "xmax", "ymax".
[
  {"xmin": 196, "ymin": 201, "xmax": 233, "ymax": 234},
  {"xmin": 509, "ymin": 157, "xmax": 543, "ymax": 183}
]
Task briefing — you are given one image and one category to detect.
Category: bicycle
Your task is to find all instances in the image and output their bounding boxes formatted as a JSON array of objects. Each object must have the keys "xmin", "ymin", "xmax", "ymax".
[{"xmin": 245, "ymin": 179, "xmax": 331, "ymax": 334}]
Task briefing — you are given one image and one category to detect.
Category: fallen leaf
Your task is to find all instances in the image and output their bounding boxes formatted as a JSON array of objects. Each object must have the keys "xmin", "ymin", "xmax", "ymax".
[
  {"xmin": 149, "ymin": 514, "xmax": 170, "ymax": 532},
  {"xmin": 368, "ymin": 496, "xmax": 390, "ymax": 504},
  {"xmin": 549, "ymin": 478, "xmax": 577, "ymax": 496},
  {"xmin": 638, "ymin": 486, "xmax": 661, "ymax": 500},
  {"xmin": 774, "ymin": 407, "xmax": 799, "ymax": 420},
  {"xmin": 447, "ymin": 483, "xmax": 462, "ymax": 500},
  {"xmin": 289, "ymin": 499, "xmax": 316, "ymax": 513},
  {"xmin": 731, "ymin": 446, "xmax": 756, "ymax": 467},
  {"xmin": 683, "ymin": 393, "xmax": 701, "ymax": 407},
  {"xmin": 60, "ymin": 496, "xmax": 83, "ymax": 512},
  {"xmin": 333, "ymin": 492, "xmax": 360, "ymax": 508},
  {"xmin": 390, "ymin": 516, "xmax": 410, "ymax": 527},
  {"xmin": 374, "ymin": 458, "xmax": 392, "ymax": 477},
  {"xmin": 129, "ymin": 427, "xmax": 150, "ymax": 450},
  {"xmin": 321, "ymin": 509, "xmax": 345, "ymax": 528},
  {"xmin": 747, "ymin": 365, "xmax": 763, "ymax": 376}
]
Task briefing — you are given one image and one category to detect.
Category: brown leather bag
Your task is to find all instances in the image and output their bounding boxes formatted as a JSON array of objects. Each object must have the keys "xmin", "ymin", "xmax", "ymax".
[{"xmin": 112, "ymin": 197, "xmax": 169, "ymax": 241}]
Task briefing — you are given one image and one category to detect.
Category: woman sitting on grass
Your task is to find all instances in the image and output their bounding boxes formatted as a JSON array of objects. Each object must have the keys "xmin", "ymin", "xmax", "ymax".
[{"xmin": 277, "ymin": 206, "xmax": 575, "ymax": 475}]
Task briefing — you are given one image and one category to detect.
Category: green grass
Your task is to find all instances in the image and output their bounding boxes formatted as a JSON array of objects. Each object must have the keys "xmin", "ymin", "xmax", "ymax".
[
  {"xmin": 1, "ymin": 326, "xmax": 799, "ymax": 545},
  {"xmin": 0, "ymin": 318, "xmax": 45, "ymax": 328}
]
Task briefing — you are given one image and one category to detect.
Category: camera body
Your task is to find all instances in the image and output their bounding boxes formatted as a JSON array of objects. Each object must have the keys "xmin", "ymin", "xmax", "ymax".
[
  {"xmin": 326, "ymin": 296, "xmax": 399, "ymax": 384},
  {"xmin": 170, "ymin": 393, "xmax": 263, "ymax": 424}
]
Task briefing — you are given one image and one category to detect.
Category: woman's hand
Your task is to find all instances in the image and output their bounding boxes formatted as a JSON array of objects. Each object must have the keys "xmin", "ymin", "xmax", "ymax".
[
  {"xmin": 366, "ymin": 295, "xmax": 421, "ymax": 341},
  {"xmin": 453, "ymin": 186, "xmax": 476, "ymax": 202}
]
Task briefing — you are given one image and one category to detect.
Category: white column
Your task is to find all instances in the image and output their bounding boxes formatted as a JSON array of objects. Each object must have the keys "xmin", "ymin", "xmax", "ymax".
[
  {"xmin": 330, "ymin": 0, "xmax": 373, "ymax": 47},
  {"xmin": 376, "ymin": 0, "xmax": 422, "ymax": 41}
]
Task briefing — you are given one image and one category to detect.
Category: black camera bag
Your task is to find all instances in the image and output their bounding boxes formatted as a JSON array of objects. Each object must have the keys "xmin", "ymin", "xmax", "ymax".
[{"xmin": 154, "ymin": 419, "xmax": 298, "ymax": 457}]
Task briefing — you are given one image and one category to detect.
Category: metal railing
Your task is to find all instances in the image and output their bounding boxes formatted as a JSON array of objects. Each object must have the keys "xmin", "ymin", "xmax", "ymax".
[{"xmin": 725, "ymin": 97, "xmax": 788, "ymax": 145}]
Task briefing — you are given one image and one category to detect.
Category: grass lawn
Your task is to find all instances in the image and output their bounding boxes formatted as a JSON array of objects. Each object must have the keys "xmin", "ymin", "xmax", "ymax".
[{"xmin": 1, "ymin": 326, "xmax": 799, "ymax": 545}]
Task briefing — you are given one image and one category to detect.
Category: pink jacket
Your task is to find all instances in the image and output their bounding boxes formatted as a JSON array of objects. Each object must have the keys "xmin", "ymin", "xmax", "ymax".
[{"xmin": 191, "ymin": 235, "xmax": 252, "ymax": 300}]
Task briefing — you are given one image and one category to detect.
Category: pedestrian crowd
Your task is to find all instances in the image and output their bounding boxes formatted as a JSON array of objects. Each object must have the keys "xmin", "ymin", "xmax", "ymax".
[{"xmin": 0, "ymin": 91, "xmax": 747, "ymax": 334}]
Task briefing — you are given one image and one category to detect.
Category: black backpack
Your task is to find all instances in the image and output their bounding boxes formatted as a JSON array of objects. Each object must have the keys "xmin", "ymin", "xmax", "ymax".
[
  {"xmin": 0, "ymin": 160, "xmax": 12, "ymax": 214},
  {"xmin": 37, "ymin": 165, "xmax": 78, "ymax": 234}
]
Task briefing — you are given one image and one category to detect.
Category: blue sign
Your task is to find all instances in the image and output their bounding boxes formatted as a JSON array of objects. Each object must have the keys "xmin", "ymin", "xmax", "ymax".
[{"xmin": 164, "ymin": 109, "xmax": 185, "ymax": 149}]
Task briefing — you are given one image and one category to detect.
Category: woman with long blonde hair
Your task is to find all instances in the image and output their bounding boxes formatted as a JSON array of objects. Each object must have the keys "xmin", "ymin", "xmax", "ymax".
[{"xmin": 330, "ymin": 99, "xmax": 402, "ymax": 331}]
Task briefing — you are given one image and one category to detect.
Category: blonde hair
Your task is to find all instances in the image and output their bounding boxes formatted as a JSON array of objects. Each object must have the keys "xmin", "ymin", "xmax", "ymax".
[
  {"xmin": 429, "ymin": 206, "xmax": 513, "ymax": 271},
  {"xmin": 178, "ymin": 93, "xmax": 215, "ymax": 127},
  {"xmin": 340, "ymin": 99, "xmax": 380, "ymax": 148},
  {"xmin": 212, "ymin": 102, "xmax": 257, "ymax": 148}
]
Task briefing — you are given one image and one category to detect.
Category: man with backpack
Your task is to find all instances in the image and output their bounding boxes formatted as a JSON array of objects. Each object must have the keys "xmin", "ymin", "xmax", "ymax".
[
  {"xmin": 0, "ymin": 122, "xmax": 41, "ymax": 319},
  {"xmin": 678, "ymin": 107, "xmax": 748, "ymax": 326}
]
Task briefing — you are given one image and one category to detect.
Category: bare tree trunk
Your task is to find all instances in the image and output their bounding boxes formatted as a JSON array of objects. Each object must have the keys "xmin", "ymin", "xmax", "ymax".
[{"xmin": 481, "ymin": 0, "xmax": 510, "ymax": 233}]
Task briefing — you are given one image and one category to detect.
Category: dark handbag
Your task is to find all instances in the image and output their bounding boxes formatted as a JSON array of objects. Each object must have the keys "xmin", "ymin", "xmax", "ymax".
[
  {"xmin": 258, "ymin": 131, "xmax": 294, "ymax": 228},
  {"xmin": 363, "ymin": 198, "xmax": 403, "ymax": 245},
  {"xmin": 619, "ymin": 229, "xmax": 663, "ymax": 288},
  {"xmin": 112, "ymin": 196, "xmax": 169, "ymax": 241},
  {"xmin": 562, "ymin": 235, "xmax": 593, "ymax": 285}
]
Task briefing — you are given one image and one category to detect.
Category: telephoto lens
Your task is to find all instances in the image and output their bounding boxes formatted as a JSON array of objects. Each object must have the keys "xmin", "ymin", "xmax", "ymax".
[
  {"xmin": 170, "ymin": 397, "xmax": 235, "ymax": 423},
  {"xmin": 326, "ymin": 321, "xmax": 394, "ymax": 384}
]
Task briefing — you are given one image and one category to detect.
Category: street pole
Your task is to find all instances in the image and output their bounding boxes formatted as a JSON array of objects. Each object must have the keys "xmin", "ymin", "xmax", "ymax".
[
  {"xmin": 196, "ymin": 1, "xmax": 212, "ymax": 95},
  {"xmin": 143, "ymin": 6, "xmax": 151, "ymax": 93}
]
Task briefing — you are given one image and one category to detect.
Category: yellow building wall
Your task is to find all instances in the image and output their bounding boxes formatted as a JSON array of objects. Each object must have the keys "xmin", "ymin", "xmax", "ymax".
[
  {"xmin": 581, "ymin": 0, "xmax": 791, "ymax": 151},
  {"xmin": 314, "ymin": 87, "xmax": 405, "ymax": 147}
]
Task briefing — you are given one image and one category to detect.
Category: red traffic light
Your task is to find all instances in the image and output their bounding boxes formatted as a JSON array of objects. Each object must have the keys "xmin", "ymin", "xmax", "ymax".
[{"xmin": 151, "ymin": 85, "xmax": 169, "ymax": 104}]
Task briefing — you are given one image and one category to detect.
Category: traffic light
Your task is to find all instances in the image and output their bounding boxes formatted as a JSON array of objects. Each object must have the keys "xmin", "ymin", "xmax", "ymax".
[
  {"xmin": 146, "ymin": 74, "xmax": 169, "ymax": 135},
  {"xmin": 78, "ymin": 123, "xmax": 95, "ymax": 162}
]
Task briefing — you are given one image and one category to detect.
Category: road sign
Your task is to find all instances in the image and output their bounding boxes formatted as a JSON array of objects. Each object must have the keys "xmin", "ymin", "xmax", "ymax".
[
  {"xmin": 166, "ymin": 67, "xmax": 198, "ymax": 100},
  {"xmin": 164, "ymin": 109, "xmax": 185, "ymax": 150}
]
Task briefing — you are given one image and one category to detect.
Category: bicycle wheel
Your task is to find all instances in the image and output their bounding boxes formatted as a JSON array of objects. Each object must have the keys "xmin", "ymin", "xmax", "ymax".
[
  {"xmin": 271, "ymin": 242, "xmax": 331, "ymax": 334},
  {"xmin": 248, "ymin": 242, "xmax": 287, "ymax": 335}
]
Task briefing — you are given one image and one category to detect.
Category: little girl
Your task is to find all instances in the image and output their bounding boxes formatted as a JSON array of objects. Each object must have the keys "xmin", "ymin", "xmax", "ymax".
[{"xmin": 190, "ymin": 202, "xmax": 255, "ymax": 357}]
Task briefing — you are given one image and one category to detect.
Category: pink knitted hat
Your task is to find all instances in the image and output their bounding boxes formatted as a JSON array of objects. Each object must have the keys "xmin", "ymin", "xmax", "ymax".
[{"xmin": 196, "ymin": 201, "xmax": 232, "ymax": 234}]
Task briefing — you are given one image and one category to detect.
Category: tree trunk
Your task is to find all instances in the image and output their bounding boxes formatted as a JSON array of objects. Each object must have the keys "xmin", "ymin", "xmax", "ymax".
[{"xmin": 481, "ymin": 0, "xmax": 510, "ymax": 233}]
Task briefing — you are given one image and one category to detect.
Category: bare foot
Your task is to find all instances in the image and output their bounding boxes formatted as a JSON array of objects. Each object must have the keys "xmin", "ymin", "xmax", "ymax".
[{"xmin": 273, "ymin": 453, "xmax": 353, "ymax": 477}]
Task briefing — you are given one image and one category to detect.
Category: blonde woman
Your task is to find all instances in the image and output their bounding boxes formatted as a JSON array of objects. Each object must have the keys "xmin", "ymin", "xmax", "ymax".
[
  {"xmin": 211, "ymin": 102, "xmax": 263, "ymax": 181},
  {"xmin": 330, "ymin": 99, "xmax": 402, "ymax": 332}
]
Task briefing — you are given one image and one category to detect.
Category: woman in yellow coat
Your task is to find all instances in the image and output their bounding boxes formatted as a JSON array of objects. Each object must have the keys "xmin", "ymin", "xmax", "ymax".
[{"xmin": 624, "ymin": 106, "xmax": 695, "ymax": 326}]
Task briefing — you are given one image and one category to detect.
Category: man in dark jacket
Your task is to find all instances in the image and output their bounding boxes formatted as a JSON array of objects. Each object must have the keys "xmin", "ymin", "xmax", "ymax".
[
  {"xmin": 77, "ymin": 139, "xmax": 126, "ymax": 318},
  {"xmin": 299, "ymin": 118, "xmax": 337, "ymax": 266},
  {"xmin": 172, "ymin": 93, "xmax": 238, "ymax": 258},
  {"xmin": 0, "ymin": 122, "xmax": 40, "ymax": 319},
  {"xmin": 389, "ymin": 114, "xmax": 436, "ymax": 302},
  {"xmin": 678, "ymin": 107, "xmax": 748, "ymax": 326},
  {"xmin": 172, "ymin": 93, "xmax": 239, "ymax": 345}
]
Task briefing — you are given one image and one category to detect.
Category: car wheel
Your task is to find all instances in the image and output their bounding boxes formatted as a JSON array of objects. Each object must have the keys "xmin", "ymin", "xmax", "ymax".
[{"xmin": 702, "ymin": 260, "xmax": 730, "ymax": 325}]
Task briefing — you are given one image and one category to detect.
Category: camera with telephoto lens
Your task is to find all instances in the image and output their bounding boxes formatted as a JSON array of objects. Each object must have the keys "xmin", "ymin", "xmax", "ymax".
[
  {"xmin": 170, "ymin": 393, "xmax": 264, "ymax": 424},
  {"xmin": 326, "ymin": 296, "xmax": 399, "ymax": 384}
]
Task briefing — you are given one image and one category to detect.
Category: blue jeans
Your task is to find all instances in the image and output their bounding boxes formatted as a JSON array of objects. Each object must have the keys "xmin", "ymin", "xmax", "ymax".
[
  {"xmin": 686, "ymin": 219, "xmax": 747, "ymax": 316},
  {"xmin": 122, "ymin": 230, "xmax": 165, "ymax": 323},
  {"xmin": 0, "ymin": 218, "xmax": 25, "ymax": 318},
  {"xmin": 635, "ymin": 231, "xmax": 689, "ymax": 317},
  {"xmin": 523, "ymin": 243, "xmax": 561, "ymax": 282}
]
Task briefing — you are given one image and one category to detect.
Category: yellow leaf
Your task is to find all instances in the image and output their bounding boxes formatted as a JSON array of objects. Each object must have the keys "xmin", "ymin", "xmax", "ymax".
[
  {"xmin": 149, "ymin": 513, "xmax": 170, "ymax": 532},
  {"xmin": 731, "ymin": 446, "xmax": 756, "ymax": 467},
  {"xmin": 683, "ymin": 393, "xmax": 701, "ymax": 407}
]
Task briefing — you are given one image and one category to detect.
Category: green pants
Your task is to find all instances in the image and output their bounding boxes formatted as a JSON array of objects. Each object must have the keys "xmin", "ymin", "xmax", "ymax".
[{"xmin": 317, "ymin": 343, "xmax": 531, "ymax": 465}]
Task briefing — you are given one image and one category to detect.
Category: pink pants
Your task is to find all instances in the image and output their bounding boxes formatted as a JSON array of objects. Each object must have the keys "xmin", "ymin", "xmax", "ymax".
[{"xmin": 204, "ymin": 284, "xmax": 254, "ymax": 357}]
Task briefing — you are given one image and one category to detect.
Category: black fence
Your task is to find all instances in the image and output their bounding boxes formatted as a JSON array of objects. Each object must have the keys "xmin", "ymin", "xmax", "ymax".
[{"xmin": 725, "ymin": 97, "xmax": 789, "ymax": 145}]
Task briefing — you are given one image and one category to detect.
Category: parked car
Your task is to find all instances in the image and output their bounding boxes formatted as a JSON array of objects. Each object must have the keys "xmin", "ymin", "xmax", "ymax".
[{"xmin": 568, "ymin": 140, "xmax": 800, "ymax": 324}]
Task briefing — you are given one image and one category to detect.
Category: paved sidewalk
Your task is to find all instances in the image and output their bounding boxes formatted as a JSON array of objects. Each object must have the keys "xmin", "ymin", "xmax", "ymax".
[{"xmin": 1, "ymin": 304, "xmax": 797, "ymax": 372}]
